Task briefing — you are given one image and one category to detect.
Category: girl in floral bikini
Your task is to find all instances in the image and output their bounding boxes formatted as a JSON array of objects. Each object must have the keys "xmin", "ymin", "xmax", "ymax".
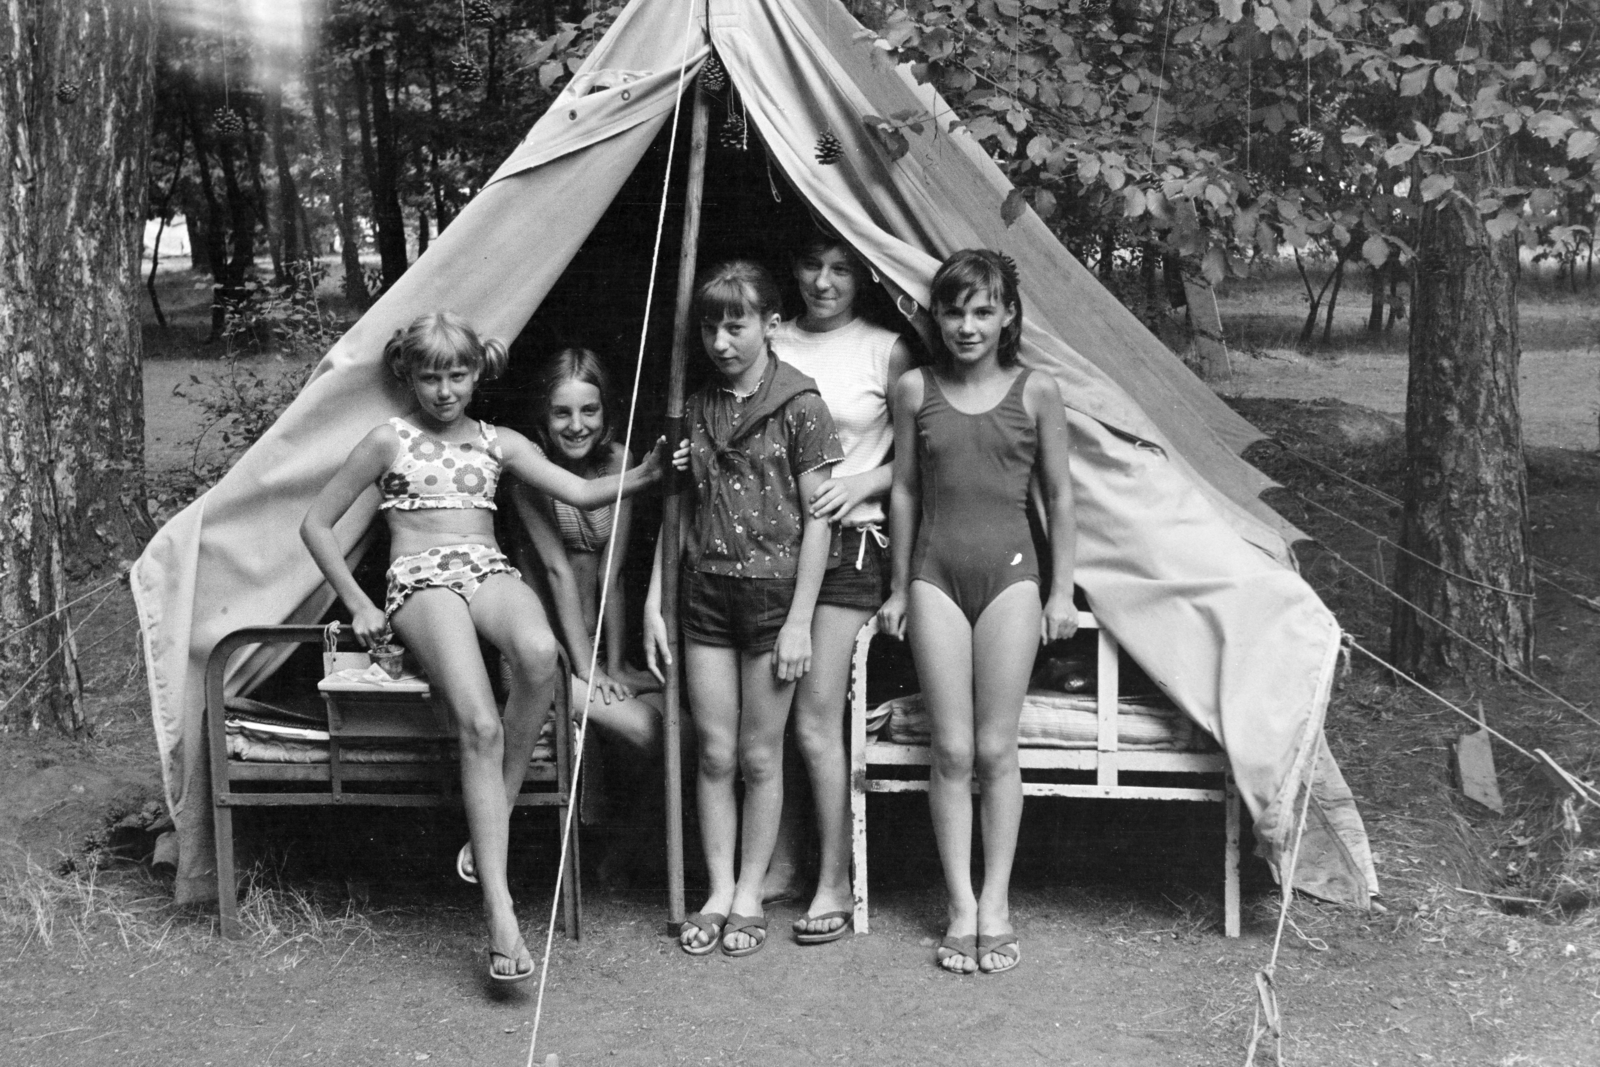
[{"xmin": 301, "ymin": 312, "xmax": 661, "ymax": 985}]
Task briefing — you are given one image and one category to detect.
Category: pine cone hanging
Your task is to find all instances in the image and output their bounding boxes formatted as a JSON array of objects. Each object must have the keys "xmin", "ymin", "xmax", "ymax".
[
  {"xmin": 719, "ymin": 110, "xmax": 747, "ymax": 150},
  {"xmin": 465, "ymin": 0, "xmax": 496, "ymax": 26},
  {"xmin": 451, "ymin": 57, "xmax": 484, "ymax": 89},
  {"xmin": 814, "ymin": 131, "xmax": 843, "ymax": 165},
  {"xmin": 699, "ymin": 54, "xmax": 728, "ymax": 93},
  {"xmin": 213, "ymin": 107, "xmax": 244, "ymax": 136},
  {"xmin": 55, "ymin": 80, "xmax": 82, "ymax": 104}
]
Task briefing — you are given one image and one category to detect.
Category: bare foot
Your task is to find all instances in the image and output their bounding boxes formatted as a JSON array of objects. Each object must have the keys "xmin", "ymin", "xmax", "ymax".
[
  {"xmin": 793, "ymin": 880, "xmax": 852, "ymax": 939},
  {"xmin": 680, "ymin": 892, "xmax": 734, "ymax": 954}
]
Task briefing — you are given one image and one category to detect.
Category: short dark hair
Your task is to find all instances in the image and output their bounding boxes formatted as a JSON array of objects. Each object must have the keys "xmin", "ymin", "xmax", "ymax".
[{"xmin": 928, "ymin": 249, "xmax": 1023, "ymax": 371}]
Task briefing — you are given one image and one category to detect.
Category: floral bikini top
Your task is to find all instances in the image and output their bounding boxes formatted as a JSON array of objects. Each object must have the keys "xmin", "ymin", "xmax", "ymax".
[{"xmin": 378, "ymin": 416, "xmax": 502, "ymax": 511}]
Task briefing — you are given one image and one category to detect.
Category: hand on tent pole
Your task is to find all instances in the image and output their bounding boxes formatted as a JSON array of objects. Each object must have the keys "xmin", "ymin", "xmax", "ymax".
[{"xmin": 670, "ymin": 439, "xmax": 691, "ymax": 472}]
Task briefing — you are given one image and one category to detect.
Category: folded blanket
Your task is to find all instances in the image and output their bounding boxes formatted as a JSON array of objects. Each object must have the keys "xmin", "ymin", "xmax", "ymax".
[
  {"xmin": 225, "ymin": 717, "xmax": 555, "ymax": 764},
  {"xmin": 878, "ymin": 690, "xmax": 1213, "ymax": 751}
]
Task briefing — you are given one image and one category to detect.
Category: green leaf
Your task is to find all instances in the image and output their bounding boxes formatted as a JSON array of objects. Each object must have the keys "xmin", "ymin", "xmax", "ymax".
[
  {"xmin": 1484, "ymin": 213, "xmax": 1519, "ymax": 240},
  {"xmin": 1400, "ymin": 67, "xmax": 1431, "ymax": 97},
  {"xmin": 1529, "ymin": 112, "xmax": 1575, "ymax": 145},
  {"xmin": 1219, "ymin": 0, "xmax": 1245, "ymax": 20},
  {"xmin": 1419, "ymin": 173, "xmax": 1454, "ymax": 201},
  {"xmin": 1201, "ymin": 247, "xmax": 1227, "ymax": 285},
  {"xmin": 1383, "ymin": 141, "xmax": 1420, "ymax": 166},
  {"xmin": 1434, "ymin": 67, "xmax": 1459, "ymax": 100},
  {"xmin": 1254, "ymin": 6, "xmax": 1279, "ymax": 32},
  {"xmin": 1120, "ymin": 73, "xmax": 1141, "ymax": 94},
  {"xmin": 1035, "ymin": 189, "xmax": 1059, "ymax": 221},
  {"xmin": 1123, "ymin": 187, "xmax": 1147, "ymax": 217},
  {"xmin": 1002, "ymin": 188, "xmax": 1028, "ymax": 227},
  {"xmin": 1566, "ymin": 130, "xmax": 1599, "ymax": 160},
  {"xmin": 1361, "ymin": 235, "xmax": 1390, "ymax": 267}
]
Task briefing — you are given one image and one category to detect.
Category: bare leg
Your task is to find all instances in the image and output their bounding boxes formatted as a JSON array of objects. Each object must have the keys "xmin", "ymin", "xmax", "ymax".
[
  {"xmin": 969, "ymin": 581, "xmax": 1040, "ymax": 972},
  {"xmin": 722, "ymin": 647, "xmax": 797, "ymax": 951},
  {"xmin": 449, "ymin": 579, "xmax": 561, "ymax": 886},
  {"xmin": 791, "ymin": 604, "xmax": 874, "ymax": 936},
  {"xmin": 681, "ymin": 641, "xmax": 742, "ymax": 952},
  {"xmin": 391, "ymin": 586, "xmax": 534, "ymax": 979},
  {"xmin": 471, "ymin": 577, "xmax": 562, "ymax": 808},
  {"xmin": 574, "ymin": 681, "xmax": 662, "ymax": 753},
  {"xmin": 906, "ymin": 581, "xmax": 978, "ymax": 974},
  {"xmin": 761, "ymin": 746, "xmax": 806, "ymax": 903}
]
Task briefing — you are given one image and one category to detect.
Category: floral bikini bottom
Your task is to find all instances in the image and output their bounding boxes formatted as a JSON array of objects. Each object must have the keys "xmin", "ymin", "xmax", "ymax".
[{"xmin": 384, "ymin": 543, "xmax": 521, "ymax": 619}]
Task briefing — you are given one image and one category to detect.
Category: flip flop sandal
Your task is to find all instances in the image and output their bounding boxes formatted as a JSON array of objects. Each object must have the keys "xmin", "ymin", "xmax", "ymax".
[
  {"xmin": 977, "ymin": 933, "xmax": 1021, "ymax": 974},
  {"xmin": 456, "ymin": 842, "xmax": 478, "ymax": 885},
  {"xmin": 720, "ymin": 914, "xmax": 768, "ymax": 958},
  {"xmin": 793, "ymin": 910, "xmax": 852, "ymax": 945},
  {"xmin": 487, "ymin": 939, "xmax": 534, "ymax": 985},
  {"xmin": 678, "ymin": 911, "xmax": 726, "ymax": 957},
  {"xmin": 935, "ymin": 933, "xmax": 978, "ymax": 974}
]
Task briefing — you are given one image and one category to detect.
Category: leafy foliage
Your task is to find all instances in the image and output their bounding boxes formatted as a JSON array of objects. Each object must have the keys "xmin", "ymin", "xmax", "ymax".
[{"xmin": 862, "ymin": 0, "xmax": 1599, "ymax": 287}]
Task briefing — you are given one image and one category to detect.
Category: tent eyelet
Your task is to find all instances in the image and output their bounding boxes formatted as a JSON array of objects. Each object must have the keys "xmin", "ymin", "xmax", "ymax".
[
  {"xmin": 568, "ymin": 110, "xmax": 578, "ymax": 120},
  {"xmin": 621, "ymin": 89, "xmax": 631, "ymax": 101}
]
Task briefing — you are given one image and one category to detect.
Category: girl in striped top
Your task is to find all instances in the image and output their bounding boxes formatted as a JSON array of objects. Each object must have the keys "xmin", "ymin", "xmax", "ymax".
[{"xmin": 509, "ymin": 348, "xmax": 664, "ymax": 763}]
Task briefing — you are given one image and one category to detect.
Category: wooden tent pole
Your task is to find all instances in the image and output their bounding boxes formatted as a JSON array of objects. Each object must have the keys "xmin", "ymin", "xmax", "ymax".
[{"xmin": 660, "ymin": 80, "xmax": 711, "ymax": 928}]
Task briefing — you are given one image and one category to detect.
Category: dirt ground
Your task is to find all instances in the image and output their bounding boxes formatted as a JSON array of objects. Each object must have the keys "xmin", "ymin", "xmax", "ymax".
[{"xmin": 5, "ymin": 263, "xmax": 1600, "ymax": 1067}]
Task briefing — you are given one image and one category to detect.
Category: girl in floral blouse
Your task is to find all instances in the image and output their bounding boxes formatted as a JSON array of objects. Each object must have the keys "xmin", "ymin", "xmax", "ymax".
[{"xmin": 645, "ymin": 262, "xmax": 843, "ymax": 958}]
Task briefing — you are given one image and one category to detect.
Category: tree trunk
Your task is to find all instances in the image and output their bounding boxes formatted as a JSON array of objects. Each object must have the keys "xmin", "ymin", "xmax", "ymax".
[
  {"xmin": 268, "ymin": 87, "xmax": 304, "ymax": 286},
  {"xmin": 1390, "ymin": 190, "xmax": 1532, "ymax": 680},
  {"xmin": 239, "ymin": 106, "xmax": 281, "ymax": 284},
  {"xmin": 179, "ymin": 84, "xmax": 234, "ymax": 337},
  {"xmin": 1182, "ymin": 276, "xmax": 1231, "ymax": 383},
  {"xmin": 364, "ymin": 49, "xmax": 408, "ymax": 290},
  {"xmin": 0, "ymin": 0, "xmax": 156, "ymax": 734},
  {"xmin": 1321, "ymin": 249, "xmax": 1348, "ymax": 346},
  {"xmin": 1367, "ymin": 263, "xmax": 1385, "ymax": 333},
  {"xmin": 309, "ymin": 62, "xmax": 368, "ymax": 310},
  {"xmin": 214, "ymin": 130, "xmax": 256, "ymax": 331}
]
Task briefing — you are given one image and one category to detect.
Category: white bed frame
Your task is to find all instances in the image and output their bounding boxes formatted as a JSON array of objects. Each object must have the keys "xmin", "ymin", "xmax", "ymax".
[{"xmin": 847, "ymin": 611, "xmax": 1241, "ymax": 937}]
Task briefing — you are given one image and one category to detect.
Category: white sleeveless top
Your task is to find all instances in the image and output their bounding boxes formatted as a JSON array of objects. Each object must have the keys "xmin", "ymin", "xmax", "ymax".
[{"xmin": 772, "ymin": 317, "xmax": 898, "ymax": 527}]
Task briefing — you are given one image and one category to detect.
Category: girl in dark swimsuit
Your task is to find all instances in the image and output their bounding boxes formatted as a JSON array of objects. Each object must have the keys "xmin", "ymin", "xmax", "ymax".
[{"xmin": 878, "ymin": 251, "xmax": 1079, "ymax": 975}]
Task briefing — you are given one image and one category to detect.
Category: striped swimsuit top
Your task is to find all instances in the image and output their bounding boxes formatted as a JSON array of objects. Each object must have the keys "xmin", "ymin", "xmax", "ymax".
[{"xmin": 531, "ymin": 442, "xmax": 615, "ymax": 552}]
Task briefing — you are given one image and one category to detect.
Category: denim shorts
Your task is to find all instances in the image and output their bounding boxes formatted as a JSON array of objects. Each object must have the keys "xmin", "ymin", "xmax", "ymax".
[
  {"xmin": 816, "ymin": 526, "xmax": 889, "ymax": 612},
  {"xmin": 680, "ymin": 571, "xmax": 797, "ymax": 654}
]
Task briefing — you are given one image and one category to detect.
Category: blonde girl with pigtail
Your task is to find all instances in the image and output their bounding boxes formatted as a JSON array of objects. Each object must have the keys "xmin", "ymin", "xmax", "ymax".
[{"xmin": 301, "ymin": 312, "xmax": 662, "ymax": 985}]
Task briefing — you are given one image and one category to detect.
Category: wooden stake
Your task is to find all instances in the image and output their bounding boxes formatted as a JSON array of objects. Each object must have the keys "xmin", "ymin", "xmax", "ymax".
[{"xmin": 660, "ymin": 82, "xmax": 712, "ymax": 929}]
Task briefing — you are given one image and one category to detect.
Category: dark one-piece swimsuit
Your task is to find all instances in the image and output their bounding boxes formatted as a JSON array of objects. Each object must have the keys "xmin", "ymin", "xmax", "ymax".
[{"xmin": 910, "ymin": 368, "xmax": 1040, "ymax": 625}]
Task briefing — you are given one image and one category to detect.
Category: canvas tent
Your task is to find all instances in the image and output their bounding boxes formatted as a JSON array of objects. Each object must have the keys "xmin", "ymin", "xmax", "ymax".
[{"xmin": 132, "ymin": 0, "xmax": 1377, "ymax": 908}]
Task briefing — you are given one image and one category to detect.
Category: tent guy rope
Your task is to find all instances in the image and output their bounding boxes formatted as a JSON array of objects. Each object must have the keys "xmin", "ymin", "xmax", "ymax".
[
  {"xmin": 525, "ymin": 5, "xmax": 702, "ymax": 1063},
  {"xmin": 1295, "ymin": 506, "xmax": 1600, "ymax": 732}
]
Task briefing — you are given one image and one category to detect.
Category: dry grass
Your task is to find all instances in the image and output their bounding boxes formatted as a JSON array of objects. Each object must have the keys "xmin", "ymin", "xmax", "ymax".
[{"xmin": 0, "ymin": 855, "xmax": 376, "ymax": 968}]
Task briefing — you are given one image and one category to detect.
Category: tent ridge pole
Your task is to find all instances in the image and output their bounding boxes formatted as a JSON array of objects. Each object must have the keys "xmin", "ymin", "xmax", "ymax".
[{"xmin": 660, "ymin": 80, "xmax": 711, "ymax": 930}]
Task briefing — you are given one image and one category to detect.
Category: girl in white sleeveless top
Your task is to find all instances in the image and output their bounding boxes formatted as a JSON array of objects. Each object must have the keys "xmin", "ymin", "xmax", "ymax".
[{"xmin": 768, "ymin": 236, "xmax": 914, "ymax": 943}]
